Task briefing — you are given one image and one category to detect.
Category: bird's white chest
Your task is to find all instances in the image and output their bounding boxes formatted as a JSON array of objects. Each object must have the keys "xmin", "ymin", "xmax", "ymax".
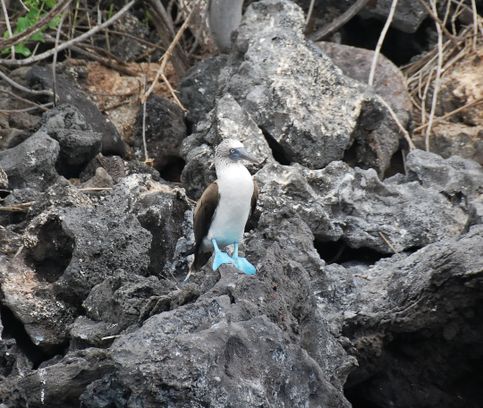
[{"xmin": 206, "ymin": 165, "xmax": 254, "ymax": 247}]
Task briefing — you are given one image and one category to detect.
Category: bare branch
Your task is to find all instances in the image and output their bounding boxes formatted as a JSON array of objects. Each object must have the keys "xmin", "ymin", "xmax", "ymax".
[
  {"xmin": 368, "ymin": 0, "xmax": 398, "ymax": 86},
  {"xmin": 309, "ymin": 0, "xmax": 369, "ymax": 41},
  {"xmin": 142, "ymin": 3, "xmax": 198, "ymax": 105},
  {"xmin": 53, "ymin": 11, "xmax": 68, "ymax": 106},
  {"xmin": 1, "ymin": 0, "xmax": 15, "ymax": 58},
  {"xmin": 424, "ymin": 0, "xmax": 443, "ymax": 151},
  {"xmin": 0, "ymin": 0, "xmax": 72, "ymax": 49},
  {"xmin": 376, "ymin": 95, "xmax": 416, "ymax": 151},
  {"xmin": 0, "ymin": 0, "xmax": 136, "ymax": 67},
  {"xmin": 0, "ymin": 69, "xmax": 53, "ymax": 96}
]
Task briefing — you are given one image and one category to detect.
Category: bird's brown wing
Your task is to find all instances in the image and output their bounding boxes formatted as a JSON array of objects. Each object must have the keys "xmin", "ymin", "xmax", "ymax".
[
  {"xmin": 251, "ymin": 179, "xmax": 259, "ymax": 216},
  {"xmin": 192, "ymin": 182, "xmax": 219, "ymax": 270}
]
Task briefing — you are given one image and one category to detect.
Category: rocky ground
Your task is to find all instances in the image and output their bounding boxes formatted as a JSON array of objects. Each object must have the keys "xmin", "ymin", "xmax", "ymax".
[{"xmin": 0, "ymin": 0, "xmax": 482, "ymax": 407}]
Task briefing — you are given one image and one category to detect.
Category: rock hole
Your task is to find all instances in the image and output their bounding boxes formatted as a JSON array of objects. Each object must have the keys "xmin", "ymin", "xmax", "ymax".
[
  {"xmin": 314, "ymin": 239, "xmax": 390, "ymax": 265},
  {"xmin": 344, "ymin": 302, "xmax": 483, "ymax": 408},
  {"xmin": 27, "ymin": 217, "xmax": 74, "ymax": 283},
  {"xmin": 260, "ymin": 128, "xmax": 291, "ymax": 165},
  {"xmin": 342, "ymin": 141, "xmax": 359, "ymax": 168},
  {"xmin": 156, "ymin": 155, "xmax": 186, "ymax": 182},
  {"xmin": 0, "ymin": 305, "xmax": 68, "ymax": 369},
  {"xmin": 384, "ymin": 149, "xmax": 406, "ymax": 179}
]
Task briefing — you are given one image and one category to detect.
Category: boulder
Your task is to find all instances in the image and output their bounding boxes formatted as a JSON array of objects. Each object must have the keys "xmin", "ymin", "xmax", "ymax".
[
  {"xmin": 40, "ymin": 104, "xmax": 103, "ymax": 177},
  {"xmin": 317, "ymin": 41, "xmax": 412, "ymax": 124},
  {"xmin": 27, "ymin": 66, "xmax": 126, "ymax": 156},
  {"xmin": 0, "ymin": 131, "xmax": 59, "ymax": 191},
  {"xmin": 331, "ymin": 225, "xmax": 483, "ymax": 408},
  {"xmin": 255, "ymin": 159, "xmax": 468, "ymax": 253}
]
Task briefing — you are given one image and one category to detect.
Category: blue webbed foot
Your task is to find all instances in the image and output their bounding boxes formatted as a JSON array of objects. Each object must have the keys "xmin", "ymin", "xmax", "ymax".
[
  {"xmin": 231, "ymin": 242, "xmax": 256, "ymax": 275},
  {"xmin": 211, "ymin": 239, "xmax": 234, "ymax": 271},
  {"xmin": 233, "ymin": 256, "xmax": 256, "ymax": 275}
]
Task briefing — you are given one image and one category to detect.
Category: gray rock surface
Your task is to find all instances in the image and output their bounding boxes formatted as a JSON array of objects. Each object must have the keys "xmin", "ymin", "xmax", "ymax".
[
  {"xmin": 413, "ymin": 121, "xmax": 483, "ymax": 164},
  {"xmin": 317, "ymin": 41, "xmax": 412, "ymax": 125},
  {"xmin": 179, "ymin": 55, "xmax": 228, "ymax": 125},
  {"xmin": 0, "ymin": 131, "xmax": 59, "ymax": 190},
  {"xmin": 0, "ymin": 166, "xmax": 7, "ymax": 190},
  {"xmin": 40, "ymin": 104, "xmax": 103, "ymax": 177},
  {"xmin": 256, "ymin": 159, "xmax": 468, "ymax": 253}
]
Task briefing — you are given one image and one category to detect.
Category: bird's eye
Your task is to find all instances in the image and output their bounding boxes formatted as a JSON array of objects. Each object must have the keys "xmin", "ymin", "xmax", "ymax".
[{"xmin": 229, "ymin": 148, "xmax": 236, "ymax": 154}]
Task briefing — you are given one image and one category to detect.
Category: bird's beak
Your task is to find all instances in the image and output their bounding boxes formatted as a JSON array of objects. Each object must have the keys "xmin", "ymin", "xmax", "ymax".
[{"xmin": 238, "ymin": 147, "xmax": 258, "ymax": 163}]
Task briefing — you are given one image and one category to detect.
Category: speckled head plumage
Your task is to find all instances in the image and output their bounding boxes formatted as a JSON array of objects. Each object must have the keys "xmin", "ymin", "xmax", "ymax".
[{"xmin": 214, "ymin": 138, "xmax": 257, "ymax": 172}]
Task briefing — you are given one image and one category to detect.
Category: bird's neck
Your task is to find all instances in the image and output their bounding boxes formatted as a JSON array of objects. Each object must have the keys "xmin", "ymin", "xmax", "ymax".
[{"xmin": 215, "ymin": 161, "xmax": 250, "ymax": 181}]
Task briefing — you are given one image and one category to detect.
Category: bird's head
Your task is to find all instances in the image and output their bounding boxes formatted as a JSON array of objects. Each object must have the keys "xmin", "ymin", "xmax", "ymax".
[{"xmin": 214, "ymin": 139, "xmax": 258, "ymax": 169}]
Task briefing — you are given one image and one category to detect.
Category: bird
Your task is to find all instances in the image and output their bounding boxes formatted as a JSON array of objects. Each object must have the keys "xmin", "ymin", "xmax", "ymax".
[{"xmin": 189, "ymin": 138, "xmax": 259, "ymax": 277}]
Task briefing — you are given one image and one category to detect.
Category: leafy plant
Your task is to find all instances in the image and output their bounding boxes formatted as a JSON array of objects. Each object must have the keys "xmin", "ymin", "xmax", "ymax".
[{"xmin": 2, "ymin": 0, "xmax": 61, "ymax": 57}]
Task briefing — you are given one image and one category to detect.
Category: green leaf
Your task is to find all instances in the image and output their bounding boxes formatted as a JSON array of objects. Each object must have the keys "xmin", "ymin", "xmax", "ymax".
[
  {"xmin": 15, "ymin": 16, "xmax": 31, "ymax": 33},
  {"xmin": 14, "ymin": 43, "xmax": 31, "ymax": 57},
  {"xmin": 30, "ymin": 31, "xmax": 44, "ymax": 42},
  {"xmin": 47, "ymin": 15, "xmax": 61, "ymax": 29}
]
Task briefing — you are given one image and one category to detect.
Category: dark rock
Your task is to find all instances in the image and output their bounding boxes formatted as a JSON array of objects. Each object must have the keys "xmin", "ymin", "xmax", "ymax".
[
  {"xmin": 0, "ymin": 128, "xmax": 31, "ymax": 150},
  {"xmin": 0, "ymin": 166, "xmax": 6, "ymax": 190},
  {"xmin": 361, "ymin": 0, "xmax": 428, "ymax": 33},
  {"xmin": 0, "ymin": 131, "xmax": 59, "ymax": 191},
  {"xmin": 0, "ymin": 255, "xmax": 75, "ymax": 353},
  {"xmin": 336, "ymin": 226, "xmax": 483, "ymax": 408},
  {"xmin": 134, "ymin": 184, "xmax": 192, "ymax": 277},
  {"xmin": 133, "ymin": 95, "xmax": 187, "ymax": 181},
  {"xmin": 179, "ymin": 55, "xmax": 229, "ymax": 125},
  {"xmin": 126, "ymin": 160, "xmax": 161, "ymax": 180},
  {"xmin": 80, "ymin": 167, "xmax": 114, "ymax": 189},
  {"xmin": 109, "ymin": 12, "xmax": 150, "ymax": 61},
  {"xmin": 79, "ymin": 153, "xmax": 126, "ymax": 183},
  {"xmin": 0, "ymin": 348, "xmax": 114, "ymax": 408},
  {"xmin": 40, "ymin": 104, "xmax": 103, "ymax": 177},
  {"xmin": 51, "ymin": 129, "xmax": 102, "ymax": 177},
  {"xmin": 27, "ymin": 66, "xmax": 126, "ymax": 156},
  {"xmin": 8, "ymin": 111, "xmax": 40, "ymax": 130}
]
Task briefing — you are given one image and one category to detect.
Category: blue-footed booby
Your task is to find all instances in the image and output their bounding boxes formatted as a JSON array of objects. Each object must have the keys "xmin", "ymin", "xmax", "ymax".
[{"xmin": 191, "ymin": 139, "xmax": 259, "ymax": 275}]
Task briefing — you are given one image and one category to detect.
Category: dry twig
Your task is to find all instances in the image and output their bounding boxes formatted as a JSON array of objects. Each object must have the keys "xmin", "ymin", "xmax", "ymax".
[
  {"xmin": 368, "ymin": 0, "xmax": 398, "ymax": 86},
  {"xmin": 309, "ymin": 0, "xmax": 369, "ymax": 41},
  {"xmin": 414, "ymin": 98, "xmax": 483, "ymax": 132},
  {"xmin": 376, "ymin": 96, "xmax": 416, "ymax": 150},
  {"xmin": 424, "ymin": 0, "xmax": 444, "ymax": 151},
  {"xmin": 0, "ymin": 0, "xmax": 72, "ymax": 49},
  {"xmin": 0, "ymin": 0, "xmax": 15, "ymax": 58},
  {"xmin": 0, "ymin": 0, "xmax": 135, "ymax": 66}
]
